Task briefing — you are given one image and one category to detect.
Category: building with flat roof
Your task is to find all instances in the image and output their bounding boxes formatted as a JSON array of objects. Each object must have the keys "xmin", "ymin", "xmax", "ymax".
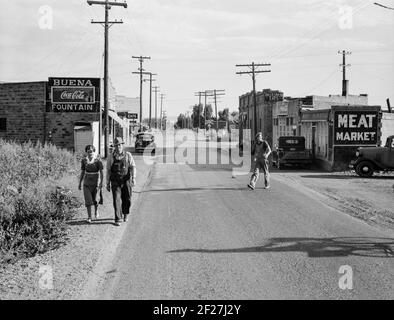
[{"xmin": 0, "ymin": 77, "xmax": 130, "ymax": 155}]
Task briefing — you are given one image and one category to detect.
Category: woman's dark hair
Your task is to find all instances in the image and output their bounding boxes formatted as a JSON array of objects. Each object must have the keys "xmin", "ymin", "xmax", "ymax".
[{"xmin": 85, "ymin": 145, "xmax": 96, "ymax": 152}]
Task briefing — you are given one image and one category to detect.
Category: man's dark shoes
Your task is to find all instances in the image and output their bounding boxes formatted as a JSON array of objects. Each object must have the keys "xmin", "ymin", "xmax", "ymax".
[
  {"xmin": 123, "ymin": 214, "xmax": 128, "ymax": 222},
  {"xmin": 247, "ymin": 183, "xmax": 255, "ymax": 190}
]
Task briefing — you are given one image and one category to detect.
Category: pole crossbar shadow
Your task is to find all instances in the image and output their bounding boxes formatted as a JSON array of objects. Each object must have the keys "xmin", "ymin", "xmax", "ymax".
[{"xmin": 167, "ymin": 237, "xmax": 394, "ymax": 258}]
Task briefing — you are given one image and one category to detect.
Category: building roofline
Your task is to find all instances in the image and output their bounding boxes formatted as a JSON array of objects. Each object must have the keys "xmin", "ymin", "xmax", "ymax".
[{"xmin": 0, "ymin": 80, "xmax": 47, "ymax": 85}]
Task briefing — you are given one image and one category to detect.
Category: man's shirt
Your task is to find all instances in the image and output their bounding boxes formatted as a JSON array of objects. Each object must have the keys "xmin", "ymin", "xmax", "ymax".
[
  {"xmin": 106, "ymin": 150, "xmax": 136, "ymax": 185},
  {"xmin": 253, "ymin": 140, "xmax": 271, "ymax": 160}
]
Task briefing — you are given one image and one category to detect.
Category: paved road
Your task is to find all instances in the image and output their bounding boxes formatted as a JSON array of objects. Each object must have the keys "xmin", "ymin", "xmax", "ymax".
[{"xmin": 98, "ymin": 149, "xmax": 394, "ymax": 300}]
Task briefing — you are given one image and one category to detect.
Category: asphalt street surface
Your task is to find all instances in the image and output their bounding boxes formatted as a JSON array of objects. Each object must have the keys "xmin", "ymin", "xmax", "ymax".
[{"xmin": 98, "ymin": 148, "xmax": 394, "ymax": 300}]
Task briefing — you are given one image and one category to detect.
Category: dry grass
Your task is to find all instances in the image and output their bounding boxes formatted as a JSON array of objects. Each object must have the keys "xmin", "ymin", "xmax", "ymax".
[{"xmin": 0, "ymin": 139, "xmax": 83, "ymax": 263}]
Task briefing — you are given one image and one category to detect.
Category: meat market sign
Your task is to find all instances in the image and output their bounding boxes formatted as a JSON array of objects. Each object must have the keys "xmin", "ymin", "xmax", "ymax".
[
  {"xmin": 47, "ymin": 77, "xmax": 100, "ymax": 112},
  {"xmin": 333, "ymin": 109, "xmax": 379, "ymax": 145}
]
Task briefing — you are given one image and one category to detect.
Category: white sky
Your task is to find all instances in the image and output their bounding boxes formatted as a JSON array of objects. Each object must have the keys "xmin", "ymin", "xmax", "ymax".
[{"xmin": 1, "ymin": 0, "xmax": 393, "ymax": 119}]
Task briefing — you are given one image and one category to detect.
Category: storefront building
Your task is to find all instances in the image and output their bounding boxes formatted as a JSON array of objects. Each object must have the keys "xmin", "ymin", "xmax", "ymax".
[
  {"xmin": 0, "ymin": 77, "xmax": 129, "ymax": 155},
  {"xmin": 272, "ymin": 94, "xmax": 369, "ymax": 149},
  {"xmin": 300, "ymin": 105, "xmax": 384, "ymax": 170}
]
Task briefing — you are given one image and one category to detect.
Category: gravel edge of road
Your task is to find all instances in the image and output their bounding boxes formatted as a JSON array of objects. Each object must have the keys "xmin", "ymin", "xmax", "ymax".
[{"xmin": 0, "ymin": 156, "xmax": 154, "ymax": 300}]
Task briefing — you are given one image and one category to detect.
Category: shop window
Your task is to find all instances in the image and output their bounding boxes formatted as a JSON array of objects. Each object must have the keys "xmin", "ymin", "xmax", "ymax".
[{"xmin": 0, "ymin": 118, "xmax": 6, "ymax": 132}]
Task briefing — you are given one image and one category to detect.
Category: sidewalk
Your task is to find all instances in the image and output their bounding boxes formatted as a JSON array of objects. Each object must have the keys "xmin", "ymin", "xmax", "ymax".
[{"xmin": 0, "ymin": 152, "xmax": 153, "ymax": 299}]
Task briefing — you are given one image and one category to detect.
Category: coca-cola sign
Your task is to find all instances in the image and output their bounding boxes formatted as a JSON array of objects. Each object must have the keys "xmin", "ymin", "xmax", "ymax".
[
  {"xmin": 47, "ymin": 77, "xmax": 100, "ymax": 113},
  {"xmin": 52, "ymin": 87, "xmax": 95, "ymax": 104}
]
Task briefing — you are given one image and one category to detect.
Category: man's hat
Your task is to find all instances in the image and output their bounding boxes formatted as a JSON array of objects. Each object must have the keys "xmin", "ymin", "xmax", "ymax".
[{"xmin": 113, "ymin": 137, "xmax": 124, "ymax": 146}]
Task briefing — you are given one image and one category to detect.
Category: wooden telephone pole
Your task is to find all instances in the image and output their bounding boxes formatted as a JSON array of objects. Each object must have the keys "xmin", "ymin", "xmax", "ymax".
[
  {"xmin": 143, "ymin": 73, "xmax": 157, "ymax": 129},
  {"xmin": 160, "ymin": 93, "xmax": 166, "ymax": 130},
  {"xmin": 338, "ymin": 50, "xmax": 351, "ymax": 96},
  {"xmin": 236, "ymin": 62, "xmax": 271, "ymax": 139},
  {"xmin": 132, "ymin": 56, "xmax": 151, "ymax": 131},
  {"xmin": 205, "ymin": 89, "xmax": 225, "ymax": 131},
  {"xmin": 88, "ymin": 0, "xmax": 127, "ymax": 158},
  {"xmin": 194, "ymin": 91, "xmax": 205, "ymax": 129},
  {"xmin": 153, "ymin": 86, "xmax": 160, "ymax": 129}
]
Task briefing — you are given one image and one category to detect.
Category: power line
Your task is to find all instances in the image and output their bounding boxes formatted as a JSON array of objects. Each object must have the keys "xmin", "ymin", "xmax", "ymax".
[{"xmin": 374, "ymin": 2, "xmax": 394, "ymax": 10}]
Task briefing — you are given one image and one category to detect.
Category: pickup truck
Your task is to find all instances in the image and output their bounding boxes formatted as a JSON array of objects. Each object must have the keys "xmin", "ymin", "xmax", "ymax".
[
  {"xmin": 272, "ymin": 136, "xmax": 312, "ymax": 169},
  {"xmin": 350, "ymin": 135, "xmax": 394, "ymax": 177}
]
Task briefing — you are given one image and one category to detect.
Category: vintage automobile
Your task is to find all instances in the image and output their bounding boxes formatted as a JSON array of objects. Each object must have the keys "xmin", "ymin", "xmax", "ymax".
[
  {"xmin": 350, "ymin": 135, "xmax": 394, "ymax": 177},
  {"xmin": 134, "ymin": 132, "xmax": 156, "ymax": 154},
  {"xmin": 272, "ymin": 136, "xmax": 312, "ymax": 169}
]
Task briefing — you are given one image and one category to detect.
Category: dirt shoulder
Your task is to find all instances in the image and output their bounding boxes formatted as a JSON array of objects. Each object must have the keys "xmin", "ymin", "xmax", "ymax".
[
  {"xmin": 271, "ymin": 168, "xmax": 394, "ymax": 231},
  {"xmin": 0, "ymin": 153, "xmax": 153, "ymax": 300}
]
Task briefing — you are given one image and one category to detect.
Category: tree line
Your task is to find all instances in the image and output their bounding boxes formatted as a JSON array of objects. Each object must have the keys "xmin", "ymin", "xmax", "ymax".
[{"xmin": 175, "ymin": 104, "xmax": 239, "ymax": 130}]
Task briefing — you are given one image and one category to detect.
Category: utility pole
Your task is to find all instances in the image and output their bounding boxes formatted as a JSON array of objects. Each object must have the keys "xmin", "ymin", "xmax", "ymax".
[
  {"xmin": 205, "ymin": 89, "xmax": 225, "ymax": 131},
  {"xmin": 236, "ymin": 62, "xmax": 271, "ymax": 139},
  {"xmin": 132, "ymin": 56, "xmax": 151, "ymax": 131},
  {"xmin": 152, "ymin": 86, "xmax": 160, "ymax": 129},
  {"xmin": 160, "ymin": 93, "xmax": 165, "ymax": 130},
  {"xmin": 194, "ymin": 91, "xmax": 205, "ymax": 129},
  {"xmin": 338, "ymin": 50, "xmax": 351, "ymax": 96},
  {"xmin": 88, "ymin": 0, "xmax": 127, "ymax": 158},
  {"xmin": 143, "ymin": 73, "xmax": 157, "ymax": 129}
]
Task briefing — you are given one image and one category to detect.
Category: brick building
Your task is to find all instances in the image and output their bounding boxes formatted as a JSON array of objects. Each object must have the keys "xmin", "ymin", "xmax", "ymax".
[
  {"xmin": 0, "ymin": 78, "xmax": 129, "ymax": 155},
  {"xmin": 239, "ymin": 89, "xmax": 284, "ymax": 147}
]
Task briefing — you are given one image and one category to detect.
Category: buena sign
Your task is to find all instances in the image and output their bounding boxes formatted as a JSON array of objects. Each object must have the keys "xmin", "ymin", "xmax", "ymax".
[
  {"xmin": 333, "ymin": 108, "xmax": 379, "ymax": 145},
  {"xmin": 47, "ymin": 77, "xmax": 100, "ymax": 113}
]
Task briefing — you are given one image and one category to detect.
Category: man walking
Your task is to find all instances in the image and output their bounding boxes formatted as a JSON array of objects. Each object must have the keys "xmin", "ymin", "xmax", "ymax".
[
  {"xmin": 106, "ymin": 137, "xmax": 136, "ymax": 226},
  {"xmin": 248, "ymin": 132, "xmax": 271, "ymax": 190}
]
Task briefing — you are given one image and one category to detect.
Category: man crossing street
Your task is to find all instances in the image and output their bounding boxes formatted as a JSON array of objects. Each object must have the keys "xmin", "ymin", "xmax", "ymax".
[{"xmin": 248, "ymin": 132, "xmax": 271, "ymax": 190}]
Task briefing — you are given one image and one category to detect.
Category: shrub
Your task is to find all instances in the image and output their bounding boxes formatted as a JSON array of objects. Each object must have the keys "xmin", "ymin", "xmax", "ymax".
[{"xmin": 0, "ymin": 140, "xmax": 82, "ymax": 263}]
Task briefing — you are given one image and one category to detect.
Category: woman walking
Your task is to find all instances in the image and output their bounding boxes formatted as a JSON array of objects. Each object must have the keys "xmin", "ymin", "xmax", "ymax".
[{"xmin": 78, "ymin": 145, "xmax": 104, "ymax": 223}]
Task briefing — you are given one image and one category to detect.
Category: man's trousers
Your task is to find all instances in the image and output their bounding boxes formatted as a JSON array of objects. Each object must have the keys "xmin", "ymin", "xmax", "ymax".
[{"xmin": 111, "ymin": 180, "xmax": 132, "ymax": 222}]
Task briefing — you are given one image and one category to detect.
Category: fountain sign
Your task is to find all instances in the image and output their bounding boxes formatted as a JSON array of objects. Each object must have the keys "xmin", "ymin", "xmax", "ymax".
[{"xmin": 47, "ymin": 77, "xmax": 100, "ymax": 112}]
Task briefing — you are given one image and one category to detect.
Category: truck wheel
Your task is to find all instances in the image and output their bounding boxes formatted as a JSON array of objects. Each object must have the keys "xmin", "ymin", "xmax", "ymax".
[{"xmin": 355, "ymin": 161, "xmax": 374, "ymax": 177}]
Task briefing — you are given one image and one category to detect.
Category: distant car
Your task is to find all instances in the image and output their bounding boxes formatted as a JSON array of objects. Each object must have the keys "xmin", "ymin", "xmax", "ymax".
[
  {"xmin": 272, "ymin": 136, "xmax": 312, "ymax": 169},
  {"xmin": 135, "ymin": 132, "xmax": 155, "ymax": 154},
  {"xmin": 350, "ymin": 135, "xmax": 394, "ymax": 177}
]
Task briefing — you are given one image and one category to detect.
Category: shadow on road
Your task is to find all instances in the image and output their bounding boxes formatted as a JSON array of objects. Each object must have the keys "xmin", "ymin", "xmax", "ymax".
[
  {"xmin": 167, "ymin": 237, "xmax": 394, "ymax": 258},
  {"xmin": 300, "ymin": 174, "xmax": 394, "ymax": 180},
  {"xmin": 67, "ymin": 218, "xmax": 115, "ymax": 226},
  {"xmin": 142, "ymin": 187, "xmax": 246, "ymax": 193}
]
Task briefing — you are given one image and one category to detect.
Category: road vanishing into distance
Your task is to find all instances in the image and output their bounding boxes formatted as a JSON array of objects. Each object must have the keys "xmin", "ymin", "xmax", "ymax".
[{"xmin": 97, "ymin": 147, "xmax": 394, "ymax": 300}]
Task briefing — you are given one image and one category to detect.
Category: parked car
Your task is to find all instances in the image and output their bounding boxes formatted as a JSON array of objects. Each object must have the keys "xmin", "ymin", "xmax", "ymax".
[
  {"xmin": 272, "ymin": 136, "xmax": 312, "ymax": 169},
  {"xmin": 135, "ymin": 132, "xmax": 156, "ymax": 154},
  {"xmin": 350, "ymin": 135, "xmax": 394, "ymax": 177}
]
